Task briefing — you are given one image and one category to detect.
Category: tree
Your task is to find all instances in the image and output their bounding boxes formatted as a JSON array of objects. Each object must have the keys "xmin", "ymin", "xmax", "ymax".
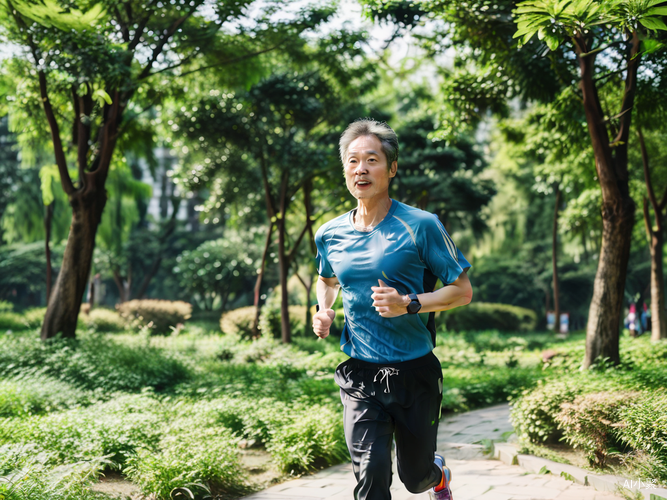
[
  {"xmin": 513, "ymin": 0, "xmax": 667, "ymax": 366},
  {"xmin": 173, "ymin": 229, "xmax": 261, "ymax": 311},
  {"xmin": 637, "ymin": 128, "xmax": 667, "ymax": 340},
  {"xmin": 365, "ymin": 0, "xmax": 667, "ymax": 366},
  {"xmin": 0, "ymin": 0, "xmax": 332, "ymax": 339},
  {"xmin": 173, "ymin": 71, "xmax": 360, "ymax": 342},
  {"xmin": 391, "ymin": 91, "xmax": 496, "ymax": 237}
]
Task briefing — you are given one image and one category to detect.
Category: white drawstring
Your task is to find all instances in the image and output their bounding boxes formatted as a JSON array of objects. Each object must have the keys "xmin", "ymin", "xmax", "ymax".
[{"xmin": 374, "ymin": 367, "xmax": 399, "ymax": 393}]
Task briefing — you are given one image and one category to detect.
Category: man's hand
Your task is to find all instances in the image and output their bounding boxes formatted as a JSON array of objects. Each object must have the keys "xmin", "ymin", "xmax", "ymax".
[
  {"xmin": 371, "ymin": 279, "xmax": 410, "ymax": 318},
  {"xmin": 313, "ymin": 308, "xmax": 336, "ymax": 339}
]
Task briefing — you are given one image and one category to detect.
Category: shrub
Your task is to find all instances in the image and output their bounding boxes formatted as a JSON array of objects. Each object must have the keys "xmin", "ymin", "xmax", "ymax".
[
  {"xmin": 442, "ymin": 365, "xmax": 539, "ymax": 412},
  {"xmin": 84, "ymin": 308, "xmax": 126, "ymax": 333},
  {"xmin": 0, "ymin": 444, "xmax": 105, "ymax": 500},
  {"xmin": 126, "ymin": 426, "xmax": 246, "ymax": 499},
  {"xmin": 6, "ymin": 394, "xmax": 166, "ymax": 467},
  {"xmin": 0, "ymin": 335, "xmax": 191, "ymax": 393},
  {"xmin": 463, "ymin": 330, "xmax": 529, "ymax": 352},
  {"xmin": 22, "ymin": 307, "xmax": 47, "ymax": 329},
  {"xmin": 116, "ymin": 299, "xmax": 192, "ymax": 335},
  {"xmin": 220, "ymin": 306, "xmax": 256, "ymax": 339},
  {"xmin": 0, "ymin": 312, "xmax": 26, "ymax": 331},
  {"xmin": 556, "ymin": 391, "xmax": 641, "ymax": 467},
  {"xmin": 511, "ymin": 374, "xmax": 627, "ymax": 444},
  {"xmin": 511, "ymin": 379, "xmax": 584, "ymax": 444},
  {"xmin": 616, "ymin": 393, "xmax": 667, "ymax": 483},
  {"xmin": 444, "ymin": 302, "xmax": 538, "ymax": 332},
  {"xmin": 259, "ymin": 302, "xmax": 307, "ymax": 338},
  {"xmin": 0, "ymin": 300, "xmax": 13, "ymax": 312},
  {"xmin": 0, "ymin": 376, "xmax": 92, "ymax": 417},
  {"xmin": 266, "ymin": 403, "xmax": 348, "ymax": 475}
]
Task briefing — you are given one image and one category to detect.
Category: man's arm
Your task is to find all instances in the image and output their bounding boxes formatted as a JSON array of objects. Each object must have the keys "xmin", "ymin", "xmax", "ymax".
[
  {"xmin": 371, "ymin": 271, "xmax": 472, "ymax": 318},
  {"xmin": 313, "ymin": 275, "xmax": 340, "ymax": 338}
]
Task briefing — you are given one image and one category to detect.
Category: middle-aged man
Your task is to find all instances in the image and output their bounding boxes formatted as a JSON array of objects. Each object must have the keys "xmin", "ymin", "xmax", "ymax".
[{"xmin": 312, "ymin": 119, "xmax": 473, "ymax": 500}]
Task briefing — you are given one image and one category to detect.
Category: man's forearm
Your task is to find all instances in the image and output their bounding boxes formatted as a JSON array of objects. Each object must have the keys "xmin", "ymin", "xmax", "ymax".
[
  {"xmin": 415, "ymin": 273, "xmax": 472, "ymax": 313},
  {"xmin": 317, "ymin": 278, "xmax": 340, "ymax": 310}
]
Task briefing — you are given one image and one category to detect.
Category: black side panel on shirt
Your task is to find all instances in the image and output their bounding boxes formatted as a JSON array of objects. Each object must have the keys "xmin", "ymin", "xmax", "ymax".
[{"xmin": 422, "ymin": 268, "xmax": 439, "ymax": 348}]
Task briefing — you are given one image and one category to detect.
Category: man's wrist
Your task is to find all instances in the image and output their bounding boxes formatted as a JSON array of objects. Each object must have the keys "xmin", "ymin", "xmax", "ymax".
[{"xmin": 402, "ymin": 295, "xmax": 411, "ymax": 307}]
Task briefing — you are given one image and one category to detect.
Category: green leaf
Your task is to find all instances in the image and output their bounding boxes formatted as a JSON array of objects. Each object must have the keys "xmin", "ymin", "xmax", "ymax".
[
  {"xmin": 39, "ymin": 164, "xmax": 59, "ymax": 206},
  {"xmin": 554, "ymin": 0, "xmax": 574, "ymax": 15},
  {"xmin": 560, "ymin": 471, "xmax": 576, "ymax": 482},
  {"xmin": 646, "ymin": 6, "xmax": 667, "ymax": 16},
  {"xmin": 93, "ymin": 89, "xmax": 113, "ymax": 105},
  {"xmin": 639, "ymin": 17, "xmax": 667, "ymax": 31},
  {"xmin": 545, "ymin": 35, "xmax": 561, "ymax": 51},
  {"xmin": 11, "ymin": 0, "xmax": 106, "ymax": 32},
  {"xmin": 641, "ymin": 38, "xmax": 666, "ymax": 54}
]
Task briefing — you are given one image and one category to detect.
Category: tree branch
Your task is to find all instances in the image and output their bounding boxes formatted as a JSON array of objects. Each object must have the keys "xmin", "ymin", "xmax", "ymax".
[
  {"xmin": 114, "ymin": 6, "xmax": 130, "ymax": 43},
  {"xmin": 77, "ymin": 84, "xmax": 93, "ymax": 189},
  {"xmin": 659, "ymin": 186, "xmax": 667, "ymax": 212},
  {"xmin": 259, "ymin": 149, "xmax": 276, "ymax": 217},
  {"xmin": 137, "ymin": 7, "xmax": 197, "ymax": 81},
  {"xmin": 612, "ymin": 31, "xmax": 641, "ymax": 148},
  {"xmin": 90, "ymin": 90, "xmax": 123, "ymax": 187},
  {"xmin": 126, "ymin": 0, "xmax": 161, "ymax": 51},
  {"xmin": 7, "ymin": 1, "xmax": 75, "ymax": 194},
  {"xmin": 139, "ymin": 48, "xmax": 201, "ymax": 80},
  {"xmin": 287, "ymin": 221, "xmax": 310, "ymax": 266},
  {"xmin": 174, "ymin": 43, "xmax": 284, "ymax": 79},
  {"xmin": 638, "ymin": 127, "xmax": 662, "ymax": 232},
  {"xmin": 644, "ymin": 196, "xmax": 653, "ymax": 239}
]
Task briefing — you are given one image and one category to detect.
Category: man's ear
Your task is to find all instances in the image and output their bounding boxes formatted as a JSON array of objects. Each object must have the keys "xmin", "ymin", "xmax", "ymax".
[{"xmin": 389, "ymin": 161, "xmax": 398, "ymax": 178}]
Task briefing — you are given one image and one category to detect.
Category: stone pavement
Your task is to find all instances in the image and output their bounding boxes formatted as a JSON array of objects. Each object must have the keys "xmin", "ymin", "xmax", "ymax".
[{"xmin": 241, "ymin": 404, "xmax": 624, "ymax": 500}]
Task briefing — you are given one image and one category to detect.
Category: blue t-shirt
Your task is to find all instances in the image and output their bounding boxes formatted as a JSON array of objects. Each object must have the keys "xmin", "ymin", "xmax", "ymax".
[{"xmin": 315, "ymin": 199, "xmax": 471, "ymax": 363}]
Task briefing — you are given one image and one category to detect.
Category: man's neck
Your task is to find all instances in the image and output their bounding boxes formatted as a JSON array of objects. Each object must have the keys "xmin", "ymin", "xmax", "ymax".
[{"xmin": 354, "ymin": 196, "xmax": 392, "ymax": 229}]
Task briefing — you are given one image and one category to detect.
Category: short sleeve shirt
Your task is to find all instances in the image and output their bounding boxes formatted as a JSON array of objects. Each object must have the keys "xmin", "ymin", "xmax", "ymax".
[{"xmin": 314, "ymin": 199, "xmax": 471, "ymax": 363}]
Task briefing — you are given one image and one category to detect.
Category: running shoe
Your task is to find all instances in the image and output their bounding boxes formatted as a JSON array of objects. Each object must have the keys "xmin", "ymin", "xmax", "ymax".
[{"xmin": 429, "ymin": 454, "xmax": 453, "ymax": 500}]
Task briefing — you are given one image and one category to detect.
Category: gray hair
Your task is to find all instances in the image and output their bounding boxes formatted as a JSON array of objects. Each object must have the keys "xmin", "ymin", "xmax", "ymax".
[{"xmin": 339, "ymin": 119, "xmax": 399, "ymax": 168}]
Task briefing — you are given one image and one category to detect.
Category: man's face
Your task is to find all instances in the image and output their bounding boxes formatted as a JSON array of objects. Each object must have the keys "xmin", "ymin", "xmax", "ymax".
[{"xmin": 344, "ymin": 135, "xmax": 397, "ymax": 201}]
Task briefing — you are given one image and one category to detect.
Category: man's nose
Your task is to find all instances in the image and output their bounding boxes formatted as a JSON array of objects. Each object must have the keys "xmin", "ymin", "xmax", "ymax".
[{"xmin": 354, "ymin": 161, "xmax": 368, "ymax": 174}]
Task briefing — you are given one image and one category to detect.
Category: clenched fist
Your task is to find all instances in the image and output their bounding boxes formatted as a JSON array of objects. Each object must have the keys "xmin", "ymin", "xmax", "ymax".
[{"xmin": 313, "ymin": 308, "xmax": 335, "ymax": 339}]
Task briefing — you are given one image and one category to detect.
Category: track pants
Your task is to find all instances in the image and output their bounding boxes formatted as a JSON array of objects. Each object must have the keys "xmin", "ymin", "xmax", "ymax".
[{"xmin": 334, "ymin": 352, "xmax": 444, "ymax": 500}]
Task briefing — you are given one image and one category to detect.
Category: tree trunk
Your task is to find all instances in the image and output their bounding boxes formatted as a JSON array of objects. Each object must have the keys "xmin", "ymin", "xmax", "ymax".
[
  {"xmin": 277, "ymin": 173, "xmax": 291, "ymax": 343},
  {"xmin": 584, "ymin": 202, "xmax": 634, "ymax": 367},
  {"xmin": 575, "ymin": 34, "xmax": 638, "ymax": 368},
  {"xmin": 649, "ymin": 231, "xmax": 666, "ymax": 340},
  {"xmin": 252, "ymin": 223, "xmax": 273, "ymax": 337},
  {"xmin": 638, "ymin": 128, "xmax": 667, "ymax": 341},
  {"xmin": 41, "ymin": 190, "xmax": 107, "ymax": 339},
  {"xmin": 552, "ymin": 185, "xmax": 561, "ymax": 334},
  {"xmin": 44, "ymin": 202, "xmax": 54, "ymax": 301},
  {"xmin": 295, "ymin": 271, "xmax": 313, "ymax": 336},
  {"xmin": 277, "ymin": 218, "xmax": 291, "ymax": 343},
  {"xmin": 87, "ymin": 273, "xmax": 96, "ymax": 309}
]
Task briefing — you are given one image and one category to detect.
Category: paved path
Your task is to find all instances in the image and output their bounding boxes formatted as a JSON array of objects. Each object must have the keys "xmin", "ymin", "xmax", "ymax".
[{"xmin": 242, "ymin": 404, "xmax": 623, "ymax": 500}]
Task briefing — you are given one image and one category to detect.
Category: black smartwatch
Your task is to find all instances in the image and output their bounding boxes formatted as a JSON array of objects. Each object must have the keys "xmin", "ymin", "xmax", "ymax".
[{"xmin": 406, "ymin": 293, "xmax": 422, "ymax": 314}]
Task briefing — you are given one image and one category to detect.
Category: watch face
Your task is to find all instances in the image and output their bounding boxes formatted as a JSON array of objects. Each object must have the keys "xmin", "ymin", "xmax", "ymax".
[{"xmin": 408, "ymin": 300, "xmax": 422, "ymax": 314}]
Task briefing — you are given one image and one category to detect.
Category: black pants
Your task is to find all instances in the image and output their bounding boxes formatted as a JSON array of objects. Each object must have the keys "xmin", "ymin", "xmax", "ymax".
[{"xmin": 334, "ymin": 352, "xmax": 444, "ymax": 500}]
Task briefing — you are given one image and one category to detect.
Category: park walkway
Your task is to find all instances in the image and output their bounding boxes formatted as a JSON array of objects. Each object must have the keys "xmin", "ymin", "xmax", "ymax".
[{"xmin": 241, "ymin": 404, "xmax": 623, "ymax": 500}]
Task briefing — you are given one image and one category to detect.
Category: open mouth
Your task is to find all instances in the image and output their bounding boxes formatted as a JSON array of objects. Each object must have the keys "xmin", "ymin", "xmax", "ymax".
[{"xmin": 356, "ymin": 180, "xmax": 371, "ymax": 187}]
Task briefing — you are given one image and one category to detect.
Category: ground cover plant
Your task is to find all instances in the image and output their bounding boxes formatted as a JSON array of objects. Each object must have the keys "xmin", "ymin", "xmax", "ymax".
[
  {"xmin": 510, "ymin": 335, "xmax": 667, "ymax": 485},
  {"xmin": 0, "ymin": 310, "xmax": 638, "ymax": 500}
]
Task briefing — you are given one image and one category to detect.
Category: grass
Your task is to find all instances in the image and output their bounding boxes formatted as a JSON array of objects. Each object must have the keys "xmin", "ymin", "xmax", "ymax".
[{"xmin": 0, "ymin": 315, "xmax": 616, "ymax": 499}]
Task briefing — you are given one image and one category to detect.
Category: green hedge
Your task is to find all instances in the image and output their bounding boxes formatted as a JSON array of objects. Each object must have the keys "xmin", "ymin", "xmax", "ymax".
[
  {"xmin": 443, "ymin": 302, "xmax": 538, "ymax": 332},
  {"xmin": 220, "ymin": 306, "xmax": 256, "ymax": 339}
]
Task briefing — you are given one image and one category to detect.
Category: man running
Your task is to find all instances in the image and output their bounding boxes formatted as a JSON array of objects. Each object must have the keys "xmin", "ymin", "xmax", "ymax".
[{"xmin": 312, "ymin": 119, "xmax": 473, "ymax": 500}]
